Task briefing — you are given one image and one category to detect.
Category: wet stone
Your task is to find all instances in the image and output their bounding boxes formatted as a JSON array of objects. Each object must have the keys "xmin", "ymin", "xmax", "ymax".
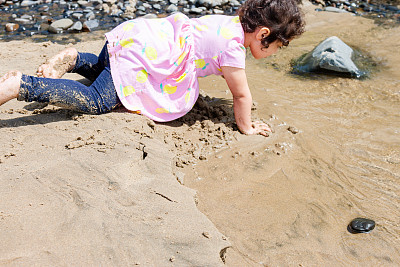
[
  {"xmin": 292, "ymin": 36, "xmax": 366, "ymax": 78},
  {"xmin": 348, "ymin": 218, "xmax": 375, "ymax": 234},
  {"xmin": 68, "ymin": 21, "xmax": 82, "ymax": 31},
  {"xmin": 82, "ymin": 19, "xmax": 99, "ymax": 31},
  {"xmin": 325, "ymin": 6, "xmax": 348, "ymax": 13},
  {"xmin": 190, "ymin": 7, "xmax": 203, "ymax": 14},
  {"xmin": 72, "ymin": 12, "xmax": 83, "ymax": 19},
  {"xmin": 20, "ymin": 0, "xmax": 39, "ymax": 6},
  {"xmin": 85, "ymin": 11, "xmax": 95, "ymax": 20},
  {"xmin": 50, "ymin": 18, "xmax": 73, "ymax": 30},
  {"xmin": 166, "ymin": 4, "xmax": 178, "ymax": 12},
  {"xmin": 5, "ymin": 22, "xmax": 19, "ymax": 32},
  {"xmin": 14, "ymin": 17, "xmax": 33, "ymax": 24}
]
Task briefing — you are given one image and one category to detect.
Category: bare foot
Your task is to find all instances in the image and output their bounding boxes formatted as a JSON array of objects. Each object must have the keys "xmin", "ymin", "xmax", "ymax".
[
  {"xmin": 0, "ymin": 70, "xmax": 22, "ymax": 106},
  {"xmin": 36, "ymin": 47, "xmax": 78, "ymax": 78}
]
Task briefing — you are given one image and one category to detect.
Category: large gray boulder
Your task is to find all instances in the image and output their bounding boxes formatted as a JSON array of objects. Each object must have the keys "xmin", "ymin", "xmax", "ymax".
[{"xmin": 293, "ymin": 36, "xmax": 365, "ymax": 78}]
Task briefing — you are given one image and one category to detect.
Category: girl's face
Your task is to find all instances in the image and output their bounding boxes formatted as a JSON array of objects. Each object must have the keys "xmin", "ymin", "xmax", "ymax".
[
  {"xmin": 245, "ymin": 27, "xmax": 284, "ymax": 59},
  {"xmin": 249, "ymin": 39, "xmax": 283, "ymax": 59}
]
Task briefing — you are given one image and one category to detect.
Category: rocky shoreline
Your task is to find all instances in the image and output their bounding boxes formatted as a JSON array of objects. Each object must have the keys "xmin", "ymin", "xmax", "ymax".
[
  {"xmin": 1, "ymin": 0, "xmax": 399, "ymax": 43},
  {"xmin": 0, "ymin": 0, "xmax": 241, "ymax": 42}
]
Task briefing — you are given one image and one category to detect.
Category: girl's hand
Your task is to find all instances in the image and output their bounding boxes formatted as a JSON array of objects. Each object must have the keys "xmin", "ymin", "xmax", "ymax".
[{"xmin": 240, "ymin": 121, "xmax": 272, "ymax": 137}]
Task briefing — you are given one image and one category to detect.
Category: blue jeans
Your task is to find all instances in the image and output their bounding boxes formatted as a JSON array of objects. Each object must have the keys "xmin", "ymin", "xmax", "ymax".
[{"xmin": 18, "ymin": 43, "xmax": 120, "ymax": 114}]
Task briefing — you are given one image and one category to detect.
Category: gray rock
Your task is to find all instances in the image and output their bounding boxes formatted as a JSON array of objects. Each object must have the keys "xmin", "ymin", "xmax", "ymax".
[
  {"xmin": 229, "ymin": 0, "xmax": 240, "ymax": 6},
  {"xmin": 68, "ymin": 2, "xmax": 79, "ymax": 8},
  {"xmin": 190, "ymin": 7, "xmax": 202, "ymax": 13},
  {"xmin": 85, "ymin": 11, "xmax": 96, "ymax": 19},
  {"xmin": 20, "ymin": 0, "xmax": 39, "ymax": 6},
  {"xmin": 94, "ymin": 3, "xmax": 103, "ymax": 9},
  {"xmin": 48, "ymin": 25, "xmax": 63, "ymax": 33},
  {"xmin": 142, "ymin": 2, "xmax": 151, "ymax": 8},
  {"xmin": 50, "ymin": 18, "xmax": 73, "ymax": 30},
  {"xmin": 198, "ymin": 0, "xmax": 228, "ymax": 7},
  {"xmin": 38, "ymin": 5, "xmax": 49, "ymax": 11},
  {"xmin": 65, "ymin": 10, "xmax": 74, "ymax": 16},
  {"xmin": 82, "ymin": 19, "xmax": 99, "ymax": 31},
  {"xmin": 143, "ymin": 13, "xmax": 157, "ymax": 19},
  {"xmin": 169, "ymin": 0, "xmax": 178, "ymax": 4},
  {"xmin": 14, "ymin": 18, "xmax": 33, "ymax": 24},
  {"xmin": 166, "ymin": 4, "xmax": 178, "ymax": 12},
  {"xmin": 21, "ymin": 14, "xmax": 33, "ymax": 20},
  {"xmin": 153, "ymin": 3, "xmax": 161, "ymax": 9},
  {"xmin": 324, "ymin": 6, "xmax": 348, "ymax": 13},
  {"xmin": 84, "ymin": 7, "xmax": 95, "ymax": 11},
  {"xmin": 136, "ymin": 5, "xmax": 145, "ymax": 11},
  {"xmin": 197, "ymin": 0, "xmax": 212, "ymax": 7},
  {"xmin": 77, "ymin": 0, "xmax": 89, "ymax": 6},
  {"xmin": 293, "ymin": 36, "xmax": 365, "ymax": 78},
  {"xmin": 110, "ymin": 9, "xmax": 123, "ymax": 16},
  {"xmin": 72, "ymin": 12, "xmax": 84, "ymax": 19},
  {"xmin": 68, "ymin": 21, "xmax": 83, "ymax": 31}
]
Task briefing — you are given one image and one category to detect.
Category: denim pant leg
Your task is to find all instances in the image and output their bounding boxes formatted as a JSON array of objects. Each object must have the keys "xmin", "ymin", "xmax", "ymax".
[
  {"xmin": 70, "ymin": 43, "xmax": 110, "ymax": 82},
  {"xmin": 18, "ymin": 67, "xmax": 120, "ymax": 114}
]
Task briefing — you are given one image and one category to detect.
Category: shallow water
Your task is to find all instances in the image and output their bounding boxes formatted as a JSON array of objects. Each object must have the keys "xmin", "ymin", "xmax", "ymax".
[{"xmin": 185, "ymin": 8, "xmax": 400, "ymax": 266}]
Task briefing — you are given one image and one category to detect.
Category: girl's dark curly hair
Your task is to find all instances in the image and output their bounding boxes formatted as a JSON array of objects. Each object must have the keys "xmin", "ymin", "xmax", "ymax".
[{"xmin": 238, "ymin": 0, "xmax": 305, "ymax": 48}]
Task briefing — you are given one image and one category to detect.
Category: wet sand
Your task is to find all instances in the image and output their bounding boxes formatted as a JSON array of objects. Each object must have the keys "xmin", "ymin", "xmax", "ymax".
[
  {"xmin": 185, "ymin": 2, "xmax": 400, "ymax": 265},
  {"xmin": 1, "ymin": 2, "xmax": 400, "ymax": 265}
]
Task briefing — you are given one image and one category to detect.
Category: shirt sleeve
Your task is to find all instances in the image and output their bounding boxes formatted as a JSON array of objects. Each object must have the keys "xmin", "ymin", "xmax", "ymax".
[{"xmin": 219, "ymin": 43, "xmax": 246, "ymax": 69}]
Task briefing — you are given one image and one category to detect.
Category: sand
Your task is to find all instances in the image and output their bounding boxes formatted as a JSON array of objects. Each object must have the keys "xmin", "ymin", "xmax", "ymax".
[
  {"xmin": 0, "ymin": 41, "xmax": 234, "ymax": 265},
  {"xmin": 1, "ymin": 2, "xmax": 399, "ymax": 265}
]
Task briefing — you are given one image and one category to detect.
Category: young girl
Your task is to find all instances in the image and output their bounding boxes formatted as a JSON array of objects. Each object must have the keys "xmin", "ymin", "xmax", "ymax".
[{"xmin": 0, "ymin": 0, "xmax": 304, "ymax": 136}]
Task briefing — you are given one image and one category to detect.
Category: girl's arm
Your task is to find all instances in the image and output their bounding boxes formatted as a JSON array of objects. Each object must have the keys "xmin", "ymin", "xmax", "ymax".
[{"xmin": 221, "ymin": 66, "xmax": 271, "ymax": 136}]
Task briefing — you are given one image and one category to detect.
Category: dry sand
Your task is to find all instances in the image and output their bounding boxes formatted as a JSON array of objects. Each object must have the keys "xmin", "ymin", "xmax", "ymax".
[{"xmin": 0, "ymin": 40, "xmax": 235, "ymax": 265}]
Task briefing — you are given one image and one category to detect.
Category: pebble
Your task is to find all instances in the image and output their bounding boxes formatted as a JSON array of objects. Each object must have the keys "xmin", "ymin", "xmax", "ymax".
[
  {"xmin": 82, "ymin": 19, "xmax": 99, "ymax": 31},
  {"xmin": 85, "ymin": 11, "xmax": 96, "ymax": 20},
  {"xmin": 166, "ymin": 4, "xmax": 178, "ymax": 12},
  {"xmin": 348, "ymin": 218, "xmax": 375, "ymax": 234},
  {"xmin": 324, "ymin": 6, "xmax": 348, "ymax": 13},
  {"xmin": 68, "ymin": 21, "xmax": 82, "ymax": 31},
  {"xmin": 190, "ymin": 7, "xmax": 203, "ymax": 14},
  {"xmin": 14, "ymin": 18, "xmax": 33, "ymax": 24},
  {"xmin": 50, "ymin": 18, "xmax": 74, "ymax": 30},
  {"xmin": 5, "ymin": 22, "xmax": 19, "ymax": 32},
  {"xmin": 287, "ymin": 126, "xmax": 299, "ymax": 134},
  {"xmin": 20, "ymin": 0, "xmax": 39, "ymax": 7}
]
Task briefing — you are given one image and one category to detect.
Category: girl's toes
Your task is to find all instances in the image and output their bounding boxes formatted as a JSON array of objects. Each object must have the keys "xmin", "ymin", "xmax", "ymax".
[{"xmin": 36, "ymin": 66, "xmax": 44, "ymax": 77}]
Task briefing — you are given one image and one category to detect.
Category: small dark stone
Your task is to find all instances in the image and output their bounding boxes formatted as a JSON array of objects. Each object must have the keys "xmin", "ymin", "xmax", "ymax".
[{"xmin": 348, "ymin": 218, "xmax": 375, "ymax": 234}]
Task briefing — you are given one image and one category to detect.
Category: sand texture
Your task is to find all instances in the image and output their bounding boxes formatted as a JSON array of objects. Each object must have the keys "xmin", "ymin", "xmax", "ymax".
[
  {"xmin": 0, "ymin": 41, "xmax": 231, "ymax": 266},
  {"xmin": 1, "ymin": 2, "xmax": 400, "ymax": 265}
]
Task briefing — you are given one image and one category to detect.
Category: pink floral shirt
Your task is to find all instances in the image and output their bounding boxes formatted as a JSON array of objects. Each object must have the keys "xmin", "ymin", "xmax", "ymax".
[{"xmin": 105, "ymin": 13, "xmax": 246, "ymax": 122}]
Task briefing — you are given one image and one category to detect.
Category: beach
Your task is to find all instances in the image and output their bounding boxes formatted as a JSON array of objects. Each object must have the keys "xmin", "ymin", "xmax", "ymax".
[{"xmin": 1, "ymin": 1, "xmax": 400, "ymax": 265}]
